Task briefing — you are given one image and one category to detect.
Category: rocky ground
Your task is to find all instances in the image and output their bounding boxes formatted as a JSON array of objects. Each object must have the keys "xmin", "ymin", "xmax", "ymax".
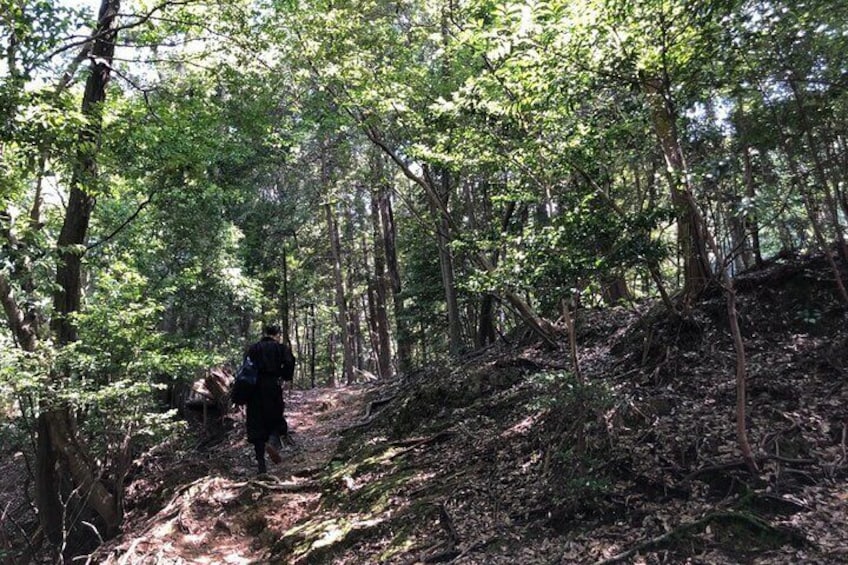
[{"xmin": 10, "ymin": 253, "xmax": 848, "ymax": 564}]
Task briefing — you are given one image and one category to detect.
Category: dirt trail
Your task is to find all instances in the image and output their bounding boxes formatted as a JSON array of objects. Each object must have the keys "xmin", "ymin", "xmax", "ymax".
[{"xmin": 97, "ymin": 385, "xmax": 371, "ymax": 564}]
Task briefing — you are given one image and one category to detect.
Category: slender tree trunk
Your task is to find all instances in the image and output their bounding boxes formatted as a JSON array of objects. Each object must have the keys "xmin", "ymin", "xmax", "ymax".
[
  {"xmin": 821, "ymin": 128, "xmax": 848, "ymax": 228},
  {"xmin": 325, "ymin": 201, "xmax": 354, "ymax": 384},
  {"xmin": 366, "ymin": 129, "xmax": 558, "ymax": 348},
  {"xmin": 344, "ymin": 235, "xmax": 362, "ymax": 379},
  {"xmin": 377, "ymin": 180, "xmax": 412, "ymax": 373},
  {"xmin": 788, "ymin": 78, "xmax": 848, "ymax": 263},
  {"xmin": 741, "ymin": 145, "xmax": 763, "ymax": 267},
  {"xmin": 309, "ymin": 302, "xmax": 316, "ymax": 389},
  {"xmin": 783, "ymin": 143, "xmax": 848, "ymax": 304},
  {"xmin": 281, "ymin": 243, "xmax": 290, "ymax": 340},
  {"xmin": 37, "ymin": 0, "xmax": 122, "ymax": 544},
  {"xmin": 327, "ymin": 332, "xmax": 337, "ymax": 387},
  {"xmin": 0, "ymin": 273, "xmax": 38, "ymax": 351},
  {"xmin": 643, "ymin": 76, "xmax": 712, "ymax": 304},
  {"xmin": 476, "ymin": 294, "xmax": 497, "ymax": 348},
  {"xmin": 364, "ymin": 281, "xmax": 379, "ymax": 373},
  {"xmin": 370, "ymin": 184, "xmax": 392, "ymax": 378},
  {"xmin": 292, "ymin": 298, "xmax": 301, "ymax": 385},
  {"xmin": 432, "ymin": 169, "xmax": 463, "ymax": 355},
  {"xmin": 645, "ymin": 75, "xmax": 756, "ymax": 472}
]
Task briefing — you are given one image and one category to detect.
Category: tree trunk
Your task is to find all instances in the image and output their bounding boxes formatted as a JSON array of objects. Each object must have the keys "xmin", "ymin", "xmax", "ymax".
[
  {"xmin": 365, "ymin": 128, "xmax": 558, "ymax": 348},
  {"xmin": 602, "ymin": 275, "xmax": 631, "ymax": 306},
  {"xmin": 432, "ymin": 168, "xmax": 463, "ymax": 355},
  {"xmin": 643, "ymin": 76, "xmax": 712, "ymax": 304},
  {"xmin": 37, "ymin": 0, "xmax": 122, "ymax": 544},
  {"xmin": 476, "ymin": 293, "xmax": 497, "ymax": 348},
  {"xmin": 309, "ymin": 302, "xmax": 316, "ymax": 388},
  {"xmin": 370, "ymin": 185, "xmax": 393, "ymax": 378},
  {"xmin": 377, "ymin": 180, "xmax": 411, "ymax": 373},
  {"xmin": 347, "ymin": 258, "xmax": 363, "ymax": 379},
  {"xmin": 787, "ymin": 77, "xmax": 848, "ymax": 263},
  {"xmin": 0, "ymin": 273, "xmax": 38, "ymax": 351},
  {"xmin": 325, "ymin": 200, "xmax": 354, "ymax": 384},
  {"xmin": 741, "ymin": 145, "xmax": 763, "ymax": 267},
  {"xmin": 645, "ymin": 75, "xmax": 755, "ymax": 472},
  {"xmin": 782, "ymin": 142, "xmax": 848, "ymax": 304},
  {"xmin": 281, "ymin": 243, "xmax": 290, "ymax": 340}
]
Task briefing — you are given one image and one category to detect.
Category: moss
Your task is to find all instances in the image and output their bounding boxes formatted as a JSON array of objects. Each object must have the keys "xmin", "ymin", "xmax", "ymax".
[
  {"xmin": 377, "ymin": 520, "xmax": 417, "ymax": 561},
  {"xmin": 273, "ymin": 514, "xmax": 392, "ymax": 564}
]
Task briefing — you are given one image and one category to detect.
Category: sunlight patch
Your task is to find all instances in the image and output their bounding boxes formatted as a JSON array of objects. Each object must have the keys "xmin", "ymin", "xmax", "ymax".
[
  {"xmin": 311, "ymin": 516, "xmax": 386, "ymax": 550},
  {"xmin": 501, "ymin": 413, "xmax": 541, "ymax": 438},
  {"xmin": 312, "ymin": 520, "xmax": 346, "ymax": 549},
  {"xmin": 223, "ymin": 554, "xmax": 252, "ymax": 564}
]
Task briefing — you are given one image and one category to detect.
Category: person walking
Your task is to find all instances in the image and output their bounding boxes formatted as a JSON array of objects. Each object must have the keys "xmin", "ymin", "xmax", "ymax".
[{"xmin": 245, "ymin": 324, "xmax": 295, "ymax": 474}]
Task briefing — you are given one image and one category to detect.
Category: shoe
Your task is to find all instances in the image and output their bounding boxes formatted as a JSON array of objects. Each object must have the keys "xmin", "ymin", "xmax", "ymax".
[{"xmin": 265, "ymin": 441, "xmax": 282, "ymax": 464}]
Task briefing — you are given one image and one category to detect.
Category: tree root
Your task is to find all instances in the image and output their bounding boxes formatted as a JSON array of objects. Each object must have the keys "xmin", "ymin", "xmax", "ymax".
[
  {"xmin": 592, "ymin": 510, "xmax": 809, "ymax": 565},
  {"xmin": 683, "ymin": 454, "xmax": 817, "ymax": 484}
]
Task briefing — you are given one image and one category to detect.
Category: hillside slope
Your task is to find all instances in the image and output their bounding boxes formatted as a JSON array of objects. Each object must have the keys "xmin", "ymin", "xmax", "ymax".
[{"xmin": 99, "ymin": 254, "xmax": 848, "ymax": 564}]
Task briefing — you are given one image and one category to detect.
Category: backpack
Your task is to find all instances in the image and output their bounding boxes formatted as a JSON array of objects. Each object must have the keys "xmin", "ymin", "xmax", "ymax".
[{"xmin": 230, "ymin": 355, "xmax": 259, "ymax": 406}]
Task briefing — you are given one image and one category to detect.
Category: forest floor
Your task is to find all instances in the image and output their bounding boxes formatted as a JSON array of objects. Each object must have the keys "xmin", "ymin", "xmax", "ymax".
[{"xmin": 44, "ymin": 254, "xmax": 848, "ymax": 563}]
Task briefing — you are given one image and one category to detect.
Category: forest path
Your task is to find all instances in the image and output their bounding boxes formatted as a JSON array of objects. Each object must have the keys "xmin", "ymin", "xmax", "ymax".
[{"xmin": 99, "ymin": 384, "xmax": 373, "ymax": 564}]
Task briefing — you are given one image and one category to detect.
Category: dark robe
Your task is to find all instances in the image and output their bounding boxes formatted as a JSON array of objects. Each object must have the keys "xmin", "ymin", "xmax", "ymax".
[{"xmin": 245, "ymin": 337, "xmax": 295, "ymax": 444}]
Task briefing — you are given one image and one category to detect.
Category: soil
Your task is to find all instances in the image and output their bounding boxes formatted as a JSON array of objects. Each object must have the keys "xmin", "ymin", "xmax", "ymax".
[
  {"xmin": 91, "ymin": 386, "xmax": 372, "ymax": 564},
  {"xmin": 10, "ymin": 253, "xmax": 848, "ymax": 564}
]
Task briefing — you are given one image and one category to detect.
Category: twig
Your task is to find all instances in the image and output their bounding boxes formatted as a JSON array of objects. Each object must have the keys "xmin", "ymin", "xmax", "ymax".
[
  {"xmin": 86, "ymin": 197, "xmax": 151, "ymax": 250},
  {"xmin": 340, "ymin": 413, "xmax": 381, "ymax": 432},
  {"xmin": 438, "ymin": 503, "xmax": 458, "ymax": 546},
  {"xmin": 117, "ymin": 537, "xmax": 143, "ymax": 565},
  {"xmin": 682, "ymin": 460, "xmax": 748, "ymax": 483},
  {"xmin": 2, "ymin": 509, "xmax": 39, "ymax": 561},
  {"xmin": 422, "ymin": 546, "xmax": 460, "ymax": 563},
  {"xmin": 454, "ymin": 536, "xmax": 498, "ymax": 560},
  {"xmin": 251, "ymin": 479, "xmax": 318, "ymax": 493},
  {"xmin": 592, "ymin": 511, "xmax": 805, "ymax": 565},
  {"xmin": 388, "ymin": 430, "xmax": 454, "ymax": 449},
  {"xmin": 364, "ymin": 394, "xmax": 396, "ymax": 419},
  {"xmin": 81, "ymin": 521, "xmax": 103, "ymax": 545},
  {"xmin": 683, "ymin": 454, "xmax": 817, "ymax": 484}
]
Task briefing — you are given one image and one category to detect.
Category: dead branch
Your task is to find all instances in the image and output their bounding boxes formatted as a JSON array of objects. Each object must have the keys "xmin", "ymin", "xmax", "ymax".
[
  {"xmin": 364, "ymin": 394, "xmax": 396, "ymax": 419},
  {"xmin": 683, "ymin": 454, "xmax": 817, "ymax": 484},
  {"xmin": 438, "ymin": 503, "xmax": 459, "ymax": 546},
  {"xmin": 250, "ymin": 479, "xmax": 318, "ymax": 493},
  {"xmin": 592, "ymin": 511, "xmax": 807, "ymax": 565},
  {"xmin": 389, "ymin": 430, "xmax": 454, "ymax": 449},
  {"xmin": 340, "ymin": 414, "xmax": 381, "ymax": 433}
]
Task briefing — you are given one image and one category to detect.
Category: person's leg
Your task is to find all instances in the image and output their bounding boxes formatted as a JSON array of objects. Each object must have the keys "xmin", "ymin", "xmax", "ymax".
[
  {"xmin": 253, "ymin": 441, "xmax": 267, "ymax": 474},
  {"xmin": 265, "ymin": 435, "xmax": 282, "ymax": 463}
]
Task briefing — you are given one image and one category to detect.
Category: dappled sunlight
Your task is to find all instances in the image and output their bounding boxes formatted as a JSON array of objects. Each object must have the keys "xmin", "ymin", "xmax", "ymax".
[{"xmin": 501, "ymin": 412, "xmax": 545, "ymax": 438}]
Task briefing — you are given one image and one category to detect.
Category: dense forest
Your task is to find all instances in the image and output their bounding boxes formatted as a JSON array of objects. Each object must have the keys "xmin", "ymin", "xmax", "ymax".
[{"xmin": 1, "ymin": 0, "xmax": 847, "ymax": 562}]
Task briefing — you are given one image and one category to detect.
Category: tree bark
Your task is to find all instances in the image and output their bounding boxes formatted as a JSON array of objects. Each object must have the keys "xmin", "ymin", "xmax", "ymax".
[
  {"xmin": 430, "ymin": 168, "xmax": 463, "ymax": 355},
  {"xmin": 37, "ymin": 0, "xmax": 123, "ymax": 544},
  {"xmin": 476, "ymin": 293, "xmax": 497, "ymax": 348},
  {"xmin": 377, "ymin": 180, "xmax": 412, "ymax": 373},
  {"xmin": 0, "ymin": 273, "xmax": 38, "ymax": 351},
  {"xmin": 370, "ymin": 183, "xmax": 393, "ymax": 378},
  {"xmin": 325, "ymin": 200, "xmax": 354, "ymax": 384},
  {"xmin": 643, "ymin": 76, "xmax": 712, "ymax": 304},
  {"xmin": 309, "ymin": 302, "xmax": 317, "ymax": 388},
  {"xmin": 281, "ymin": 243, "xmax": 290, "ymax": 340}
]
